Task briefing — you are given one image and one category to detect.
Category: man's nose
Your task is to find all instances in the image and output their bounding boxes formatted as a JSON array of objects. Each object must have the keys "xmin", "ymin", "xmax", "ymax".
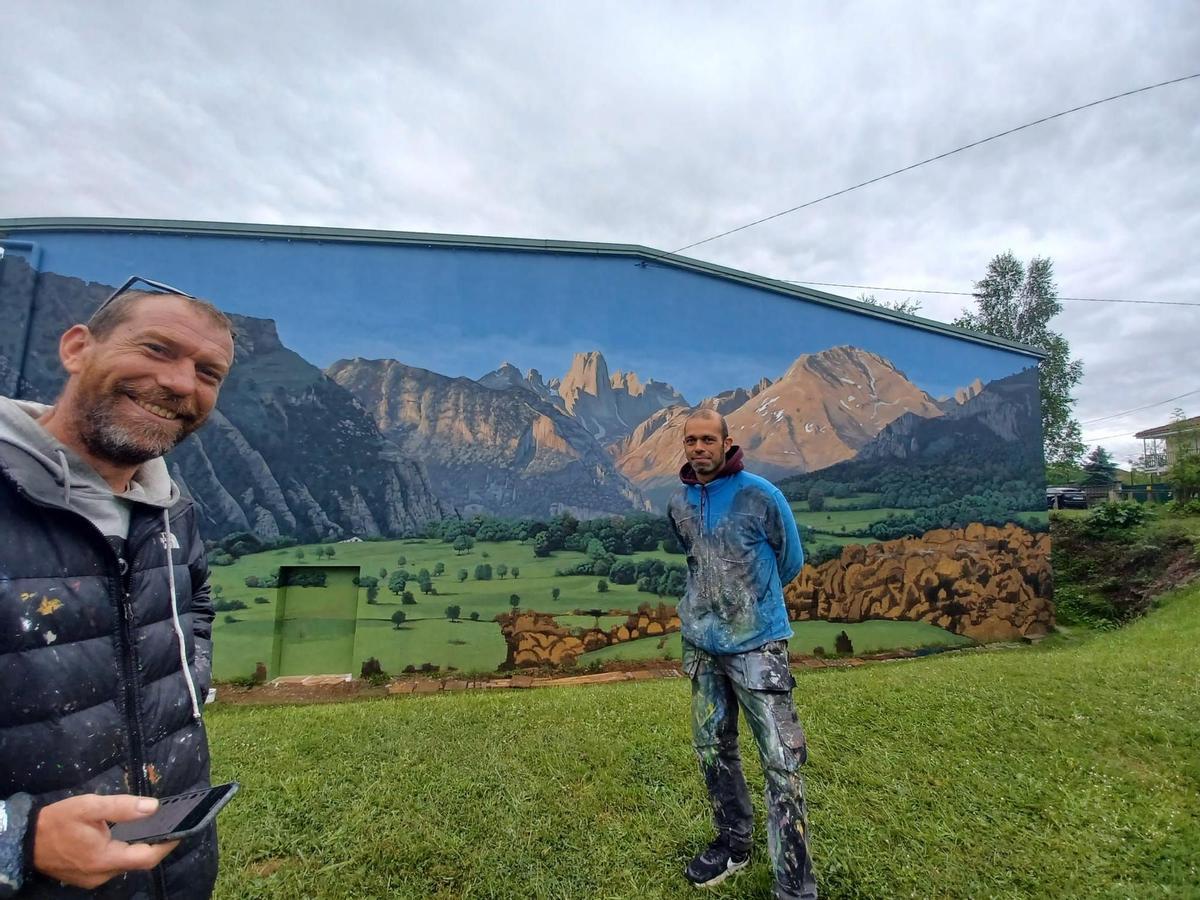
[{"xmin": 156, "ymin": 359, "xmax": 198, "ymax": 397}]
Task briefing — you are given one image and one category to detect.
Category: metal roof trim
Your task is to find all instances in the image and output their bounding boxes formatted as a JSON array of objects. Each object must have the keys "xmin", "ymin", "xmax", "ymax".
[{"xmin": 0, "ymin": 216, "xmax": 1046, "ymax": 359}]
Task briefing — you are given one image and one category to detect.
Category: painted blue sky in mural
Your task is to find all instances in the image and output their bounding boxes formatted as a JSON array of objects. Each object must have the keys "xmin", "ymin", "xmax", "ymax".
[{"xmin": 28, "ymin": 230, "xmax": 1036, "ymax": 402}]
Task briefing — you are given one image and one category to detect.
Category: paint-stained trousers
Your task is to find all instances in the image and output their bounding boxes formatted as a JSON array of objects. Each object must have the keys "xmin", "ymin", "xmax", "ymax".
[{"xmin": 683, "ymin": 639, "xmax": 818, "ymax": 900}]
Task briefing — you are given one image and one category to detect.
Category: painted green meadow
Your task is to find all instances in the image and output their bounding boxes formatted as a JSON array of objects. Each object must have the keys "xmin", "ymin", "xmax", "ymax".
[{"xmin": 207, "ymin": 533, "xmax": 971, "ymax": 680}]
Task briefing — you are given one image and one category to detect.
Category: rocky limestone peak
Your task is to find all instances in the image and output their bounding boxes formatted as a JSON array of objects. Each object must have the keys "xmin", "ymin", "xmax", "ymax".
[
  {"xmin": 328, "ymin": 354, "xmax": 647, "ymax": 518},
  {"xmin": 230, "ymin": 315, "xmax": 284, "ymax": 357},
  {"xmin": 611, "ymin": 370, "xmax": 645, "ymax": 396},
  {"xmin": 702, "ymin": 388, "xmax": 752, "ymax": 415},
  {"xmin": 782, "ymin": 345, "xmax": 894, "ymax": 382},
  {"xmin": 954, "ymin": 377, "xmax": 986, "ymax": 405},
  {"xmin": 559, "ymin": 350, "xmax": 613, "ymax": 404},
  {"xmin": 478, "ymin": 361, "xmax": 525, "ymax": 390}
]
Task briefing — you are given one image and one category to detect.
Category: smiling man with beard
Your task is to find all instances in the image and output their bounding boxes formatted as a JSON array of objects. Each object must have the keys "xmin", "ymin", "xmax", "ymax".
[{"xmin": 0, "ymin": 282, "xmax": 234, "ymax": 899}]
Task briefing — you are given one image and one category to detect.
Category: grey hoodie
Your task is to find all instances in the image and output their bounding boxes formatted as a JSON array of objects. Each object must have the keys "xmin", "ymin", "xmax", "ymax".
[{"xmin": 0, "ymin": 396, "xmax": 179, "ymax": 539}]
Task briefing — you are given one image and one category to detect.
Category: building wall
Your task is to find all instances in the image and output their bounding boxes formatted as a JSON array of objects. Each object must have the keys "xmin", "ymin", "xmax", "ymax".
[{"xmin": 0, "ymin": 225, "xmax": 1051, "ymax": 677}]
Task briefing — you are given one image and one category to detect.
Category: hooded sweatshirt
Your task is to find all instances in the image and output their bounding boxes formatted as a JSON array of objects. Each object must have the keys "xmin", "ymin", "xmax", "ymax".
[
  {"xmin": 667, "ymin": 446, "xmax": 804, "ymax": 655},
  {"xmin": 0, "ymin": 397, "xmax": 179, "ymax": 543}
]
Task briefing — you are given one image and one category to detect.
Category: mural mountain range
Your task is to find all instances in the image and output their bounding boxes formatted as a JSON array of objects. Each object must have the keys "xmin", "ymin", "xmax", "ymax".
[{"xmin": 0, "ymin": 258, "xmax": 1031, "ymax": 539}]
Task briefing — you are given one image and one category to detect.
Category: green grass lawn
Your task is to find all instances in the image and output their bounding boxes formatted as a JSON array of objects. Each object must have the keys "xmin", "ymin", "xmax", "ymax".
[{"xmin": 206, "ymin": 582, "xmax": 1200, "ymax": 898}]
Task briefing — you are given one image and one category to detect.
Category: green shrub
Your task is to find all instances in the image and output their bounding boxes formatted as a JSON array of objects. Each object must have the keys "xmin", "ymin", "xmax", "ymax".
[
  {"xmin": 1163, "ymin": 498, "xmax": 1200, "ymax": 517},
  {"xmin": 360, "ymin": 657, "xmax": 389, "ymax": 686},
  {"xmin": 1083, "ymin": 501, "xmax": 1151, "ymax": 537},
  {"xmin": 1053, "ymin": 584, "xmax": 1119, "ymax": 629}
]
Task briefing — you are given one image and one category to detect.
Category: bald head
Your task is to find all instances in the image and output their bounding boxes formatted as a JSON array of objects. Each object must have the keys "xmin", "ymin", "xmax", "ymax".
[{"xmin": 685, "ymin": 408, "xmax": 728, "ymax": 440}]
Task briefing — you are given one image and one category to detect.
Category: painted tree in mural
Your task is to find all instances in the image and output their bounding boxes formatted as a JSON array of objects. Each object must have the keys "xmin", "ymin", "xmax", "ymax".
[{"xmin": 954, "ymin": 252, "xmax": 1084, "ymax": 471}]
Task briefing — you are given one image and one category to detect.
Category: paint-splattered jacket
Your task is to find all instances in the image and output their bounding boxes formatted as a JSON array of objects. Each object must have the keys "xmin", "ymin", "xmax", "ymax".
[
  {"xmin": 667, "ymin": 447, "xmax": 804, "ymax": 656},
  {"xmin": 0, "ymin": 446, "xmax": 217, "ymax": 898}
]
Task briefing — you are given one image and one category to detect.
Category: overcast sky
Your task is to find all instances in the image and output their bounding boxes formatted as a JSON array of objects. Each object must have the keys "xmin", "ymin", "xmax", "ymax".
[{"xmin": 2, "ymin": 1, "xmax": 1197, "ymax": 468}]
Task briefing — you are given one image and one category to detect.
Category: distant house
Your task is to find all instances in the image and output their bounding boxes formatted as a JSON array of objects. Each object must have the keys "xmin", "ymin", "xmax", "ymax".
[
  {"xmin": 1134, "ymin": 415, "xmax": 1200, "ymax": 475},
  {"xmin": 338, "ymin": 536, "xmax": 364, "ymax": 543}
]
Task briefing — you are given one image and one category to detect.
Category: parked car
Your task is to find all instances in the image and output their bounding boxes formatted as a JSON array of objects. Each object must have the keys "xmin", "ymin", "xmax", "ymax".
[{"xmin": 1046, "ymin": 487, "xmax": 1088, "ymax": 509}]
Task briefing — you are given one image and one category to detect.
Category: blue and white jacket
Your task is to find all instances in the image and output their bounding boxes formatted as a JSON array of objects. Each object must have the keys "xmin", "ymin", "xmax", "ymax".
[{"xmin": 667, "ymin": 447, "xmax": 804, "ymax": 656}]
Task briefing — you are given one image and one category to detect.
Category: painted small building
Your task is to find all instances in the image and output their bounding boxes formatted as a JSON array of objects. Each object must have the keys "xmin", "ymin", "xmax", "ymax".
[{"xmin": 0, "ymin": 218, "xmax": 1052, "ymax": 678}]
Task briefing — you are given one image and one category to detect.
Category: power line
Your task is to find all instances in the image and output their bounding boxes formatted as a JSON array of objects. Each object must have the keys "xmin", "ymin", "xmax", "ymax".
[
  {"xmin": 1079, "ymin": 388, "xmax": 1200, "ymax": 426},
  {"xmin": 672, "ymin": 72, "xmax": 1200, "ymax": 254},
  {"xmin": 784, "ymin": 280, "xmax": 1200, "ymax": 308},
  {"xmin": 1083, "ymin": 430, "xmax": 1141, "ymax": 443}
]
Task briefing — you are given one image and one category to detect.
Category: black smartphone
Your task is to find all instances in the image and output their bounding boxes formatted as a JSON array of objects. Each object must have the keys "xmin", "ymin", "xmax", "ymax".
[{"xmin": 109, "ymin": 782, "xmax": 240, "ymax": 845}]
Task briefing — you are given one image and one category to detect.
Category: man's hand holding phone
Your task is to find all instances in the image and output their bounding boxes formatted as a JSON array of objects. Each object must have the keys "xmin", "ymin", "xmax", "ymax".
[{"xmin": 33, "ymin": 794, "xmax": 179, "ymax": 890}]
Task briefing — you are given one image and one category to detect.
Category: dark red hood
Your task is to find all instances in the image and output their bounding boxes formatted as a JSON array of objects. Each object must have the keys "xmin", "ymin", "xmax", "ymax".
[{"xmin": 680, "ymin": 445, "xmax": 745, "ymax": 486}]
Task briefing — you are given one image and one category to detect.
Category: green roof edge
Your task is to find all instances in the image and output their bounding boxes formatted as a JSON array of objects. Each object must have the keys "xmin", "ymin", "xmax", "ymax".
[{"xmin": 0, "ymin": 216, "xmax": 1046, "ymax": 359}]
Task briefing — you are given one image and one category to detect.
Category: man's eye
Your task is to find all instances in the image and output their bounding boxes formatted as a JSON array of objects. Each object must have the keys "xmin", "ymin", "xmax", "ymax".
[{"xmin": 144, "ymin": 343, "xmax": 167, "ymax": 354}]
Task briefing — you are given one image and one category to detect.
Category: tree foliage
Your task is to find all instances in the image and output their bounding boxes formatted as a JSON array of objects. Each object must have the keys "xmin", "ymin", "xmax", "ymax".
[
  {"xmin": 858, "ymin": 292, "xmax": 923, "ymax": 315},
  {"xmin": 954, "ymin": 252, "xmax": 1083, "ymax": 466},
  {"xmin": 1081, "ymin": 447, "xmax": 1118, "ymax": 487}
]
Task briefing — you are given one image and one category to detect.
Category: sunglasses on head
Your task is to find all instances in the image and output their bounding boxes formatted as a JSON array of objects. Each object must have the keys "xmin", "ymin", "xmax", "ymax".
[{"xmin": 88, "ymin": 275, "xmax": 197, "ymax": 323}]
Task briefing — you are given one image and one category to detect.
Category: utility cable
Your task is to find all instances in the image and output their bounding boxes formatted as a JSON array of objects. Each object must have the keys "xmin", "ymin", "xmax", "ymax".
[
  {"xmin": 1079, "ymin": 388, "xmax": 1200, "ymax": 426},
  {"xmin": 1083, "ymin": 429, "xmax": 1148, "ymax": 443},
  {"xmin": 672, "ymin": 72, "xmax": 1200, "ymax": 254}
]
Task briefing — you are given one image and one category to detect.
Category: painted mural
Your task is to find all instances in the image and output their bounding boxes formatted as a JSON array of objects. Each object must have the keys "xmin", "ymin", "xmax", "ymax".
[{"xmin": 0, "ymin": 227, "xmax": 1051, "ymax": 679}]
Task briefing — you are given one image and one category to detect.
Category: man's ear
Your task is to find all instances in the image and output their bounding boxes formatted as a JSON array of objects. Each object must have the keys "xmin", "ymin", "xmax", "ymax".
[{"xmin": 59, "ymin": 325, "xmax": 93, "ymax": 375}]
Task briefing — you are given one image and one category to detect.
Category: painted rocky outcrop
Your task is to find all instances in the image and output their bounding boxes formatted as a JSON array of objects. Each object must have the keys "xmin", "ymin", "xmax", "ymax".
[
  {"xmin": 612, "ymin": 346, "xmax": 948, "ymax": 506},
  {"xmin": 784, "ymin": 523, "xmax": 1053, "ymax": 641},
  {"xmin": 555, "ymin": 350, "xmax": 687, "ymax": 442},
  {"xmin": 860, "ymin": 367, "xmax": 1040, "ymax": 462},
  {"xmin": 497, "ymin": 603, "xmax": 682, "ymax": 668},
  {"xmin": 328, "ymin": 357, "xmax": 648, "ymax": 518}
]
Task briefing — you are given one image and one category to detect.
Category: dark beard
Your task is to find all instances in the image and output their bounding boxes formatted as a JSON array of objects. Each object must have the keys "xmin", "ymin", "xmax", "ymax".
[{"xmin": 78, "ymin": 383, "xmax": 201, "ymax": 466}]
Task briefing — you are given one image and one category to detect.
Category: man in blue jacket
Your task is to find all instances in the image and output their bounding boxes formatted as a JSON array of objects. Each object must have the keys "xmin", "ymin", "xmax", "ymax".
[{"xmin": 668, "ymin": 409, "xmax": 817, "ymax": 899}]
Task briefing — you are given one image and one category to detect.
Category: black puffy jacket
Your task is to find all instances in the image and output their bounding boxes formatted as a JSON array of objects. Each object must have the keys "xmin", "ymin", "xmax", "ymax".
[{"xmin": 0, "ymin": 446, "xmax": 217, "ymax": 898}]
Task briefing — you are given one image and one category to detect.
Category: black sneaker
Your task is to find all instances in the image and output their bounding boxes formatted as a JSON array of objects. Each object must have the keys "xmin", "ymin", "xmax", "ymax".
[{"xmin": 684, "ymin": 840, "xmax": 750, "ymax": 888}]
